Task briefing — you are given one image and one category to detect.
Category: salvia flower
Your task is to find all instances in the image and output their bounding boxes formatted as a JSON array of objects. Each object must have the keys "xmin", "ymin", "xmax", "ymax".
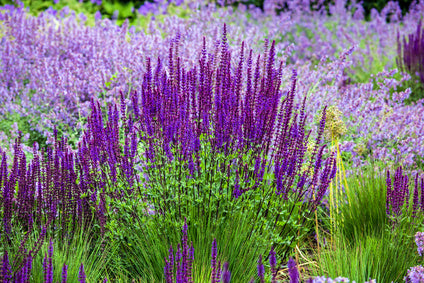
[
  {"xmin": 24, "ymin": 253, "xmax": 33, "ymax": 283},
  {"xmin": 221, "ymin": 262, "xmax": 231, "ymax": 283},
  {"xmin": 62, "ymin": 263, "xmax": 68, "ymax": 283},
  {"xmin": 269, "ymin": 246, "xmax": 277, "ymax": 282},
  {"xmin": 288, "ymin": 257, "xmax": 299, "ymax": 283},
  {"xmin": 2, "ymin": 251, "xmax": 12, "ymax": 283},
  {"xmin": 211, "ymin": 238, "xmax": 218, "ymax": 283},
  {"xmin": 78, "ymin": 263, "xmax": 86, "ymax": 283},
  {"xmin": 43, "ymin": 240, "xmax": 54, "ymax": 283},
  {"xmin": 257, "ymin": 255, "xmax": 265, "ymax": 283},
  {"xmin": 386, "ymin": 166, "xmax": 411, "ymax": 217},
  {"xmin": 397, "ymin": 20, "xmax": 424, "ymax": 87}
]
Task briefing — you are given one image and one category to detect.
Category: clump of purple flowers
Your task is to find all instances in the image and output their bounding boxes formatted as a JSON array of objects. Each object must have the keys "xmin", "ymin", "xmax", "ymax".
[
  {"xmin": 386, "ymin": 167, "xmax": 423, "ymax": 218},
  {"xmin": 397, "ymin": 20, "xmax": 424, "ymax": 87}
]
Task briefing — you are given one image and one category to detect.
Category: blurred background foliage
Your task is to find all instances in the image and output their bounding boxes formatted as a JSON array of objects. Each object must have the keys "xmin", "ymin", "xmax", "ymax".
[{"xmin": 0, "ymin": 0, "xmax": 417, "ymax": 25}]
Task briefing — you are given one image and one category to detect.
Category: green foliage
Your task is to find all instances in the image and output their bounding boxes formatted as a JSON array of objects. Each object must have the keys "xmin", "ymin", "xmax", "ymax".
[
  {"xmin": 0, "ymin": 111, "xmax": 47, "ymax": 149},
  {"xmin": 397, "ymin": 74, "xmax": 424, "ymax": 105},
  {"xmin": 336, "ymin": 163, "xmax": 389, "ymax": 243},
  {"xmin": 231, "ymin": 0, "xmax": 414, "ymax": 19},
  {"xmin": 31, "ymin": 229, "xmax": 116, "ymax": 282},
  {"xmin": 314, "ymin": 230, "xmax": 420, "ymax": 282},
  {"xmin": 0, "ymin": 0, "xmax": 195, "ymax": 28},
  {"xmin": 0, "ymin": 0, "xmax": 138, "ymax": 25},
  {"xmin": 144, "ymin": 136, "xmax": 314, "ymax": 250},
  {"xmin": 348, "ymin": 41, "xmax": 394, "ymax": 85},
  {"xmin": 122, "ymin": 210, "xmax": 268, "ymax": 282}
]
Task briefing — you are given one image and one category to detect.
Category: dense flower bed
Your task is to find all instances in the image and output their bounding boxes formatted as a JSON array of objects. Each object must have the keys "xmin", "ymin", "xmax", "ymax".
[{"xmin": 1, "ymin": 0, "xmax": 424, "ymax": 282}]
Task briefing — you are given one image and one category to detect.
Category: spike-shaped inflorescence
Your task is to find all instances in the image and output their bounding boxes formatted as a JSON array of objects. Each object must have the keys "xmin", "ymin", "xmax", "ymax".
[{"xmin": 386, "ymin": 167, "xmax": 424, "ymax": 218}]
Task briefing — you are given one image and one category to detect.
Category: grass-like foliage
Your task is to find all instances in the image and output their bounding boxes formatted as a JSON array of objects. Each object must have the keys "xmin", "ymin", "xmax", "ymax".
[{"xmin": 313, "ymin": 163, "xmax": 424, "ymax": 282}]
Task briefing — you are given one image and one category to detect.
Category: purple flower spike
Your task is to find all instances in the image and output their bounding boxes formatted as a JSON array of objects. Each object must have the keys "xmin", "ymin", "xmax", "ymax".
[
  {"xmin": 221, "ymin": 262, "xmax": 231, "ymax": 283},
  {"xmin": 78, "ymin": 263, "xmax": 86, "ymax": 283},
  {"xmin": 412, "ymin": 174, "xmax": 420, "ymax": 217},
  {"xmin": 257, "ymin": 255, "xmax": 265, "ymax": 283},
  {"xmin": 62, "ymin": 263, "xmax": 68, "ymax": 283},
  {"xmin": 94, "ymin": 11, "xmax": 102, "ymax": 21},
  {"xmin": 288, "ymin": 257, "xmax": 299, "ymax": 283},
  {"xmin": 211, "ymin": 238, "xmax": 218, "ymax": 283},
  {"xmin": 164, "ymin": 244, "xmax": 174, "ymax": 283},
  {"xmin": 2, "ymin": 251, "xmax": 12, "ymax": 283},
  {"xmin": 269, "ymin": 246, "xmax": 277, "ymax": 282},
  {"xmin": 43, "ymin": 240, "xmax": 54, "ymax": 283},
  {"xmin": 25, "ymin": 253, "xmax": 33, "ymax": 282}
]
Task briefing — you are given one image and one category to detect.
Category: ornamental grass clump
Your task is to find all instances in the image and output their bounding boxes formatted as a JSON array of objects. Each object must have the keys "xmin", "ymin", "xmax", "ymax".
[
  {"xmin": 163, "ymin": 221, "xmax": 307, "ymax": 283},
  {"xmin": 316, "ymin": 105, "xmax": 348, "ymax": 238},
  {"xmin": 314, "ymin": 163, "xmax": 422, "ymax": 282}
]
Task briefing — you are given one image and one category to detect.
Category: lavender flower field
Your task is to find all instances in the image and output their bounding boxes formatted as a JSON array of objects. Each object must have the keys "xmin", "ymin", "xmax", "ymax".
[{"xmin": 1, "ymin": 0, "xmax": 424, "ymax": 282}]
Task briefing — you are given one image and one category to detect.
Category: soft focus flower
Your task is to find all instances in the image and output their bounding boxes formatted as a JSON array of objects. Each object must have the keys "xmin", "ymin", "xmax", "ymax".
[
  {"xmin": 288, "ymin": 257, "xmax": 299, "ymax": 283},
  {"xmin": 415, "ymin": 232, "xmax": 424, "ymax": 256},
  {"xmin": 257, "ymin": 255, "xmax": 265, "ymax": 283},
  {"xmin": 405, "ymin": 265, "xmax": 424, "ymax": 283},
  {"xmin": 94, "ymin": 10, "xmax": 102, "ymax": 21}
]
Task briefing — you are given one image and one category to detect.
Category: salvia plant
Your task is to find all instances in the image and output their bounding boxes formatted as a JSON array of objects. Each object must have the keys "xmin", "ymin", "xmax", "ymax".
[
  {"xmin": 0, "ymin": 22, "xmax": 337, "ymax": 281},
  {"xmin": 397, "ymin": 20, "xmax": 424, "ymax": 102},
  {"xmin": 125, "ymin": 22, "xmax": 337, "ymax": 261},
  {"xmin": 386, "ymin": 166, "xmax": 424, "ymax": 219}
]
